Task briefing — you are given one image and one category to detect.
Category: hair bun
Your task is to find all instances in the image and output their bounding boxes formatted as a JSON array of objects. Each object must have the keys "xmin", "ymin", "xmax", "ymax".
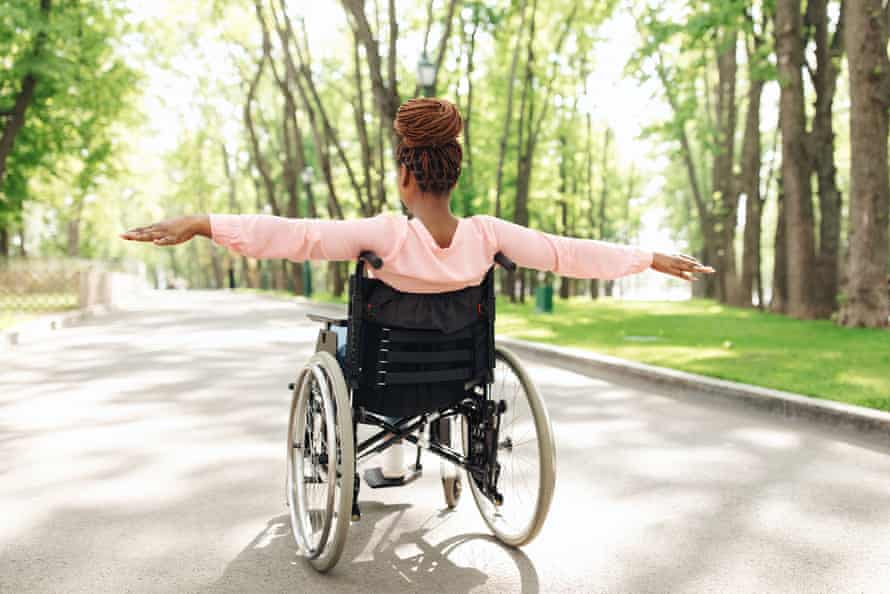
[{"xmin": 394, "ymin": 98, "xmax": 462, "ymax": 148}]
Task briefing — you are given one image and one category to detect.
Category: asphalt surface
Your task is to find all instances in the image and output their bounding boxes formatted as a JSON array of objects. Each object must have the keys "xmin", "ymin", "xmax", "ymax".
[{"xmin": 2, "ymin": 290, "xmax": 889, "ymax": 594}]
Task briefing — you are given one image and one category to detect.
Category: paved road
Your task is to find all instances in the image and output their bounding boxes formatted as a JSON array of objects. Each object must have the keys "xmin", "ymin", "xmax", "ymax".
[{"xmin": 2, "ymin": 290, "xmax": 889, "ymax": 594}]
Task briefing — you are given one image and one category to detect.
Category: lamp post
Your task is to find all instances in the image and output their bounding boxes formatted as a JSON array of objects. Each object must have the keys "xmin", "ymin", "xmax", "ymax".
[
  {"xmin": 417, "ymin": 52, "xmax": 436, "ymax": 97},
  {"xmin": 300, "ymin": 166, "xmax": 314, "ymax": 298}
]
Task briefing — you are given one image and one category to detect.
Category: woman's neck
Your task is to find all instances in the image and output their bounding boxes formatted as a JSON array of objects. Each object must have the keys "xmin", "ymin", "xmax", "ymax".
[{"xmin": 411, "ymin": 200, "xmax": 460, "ymax": 249}]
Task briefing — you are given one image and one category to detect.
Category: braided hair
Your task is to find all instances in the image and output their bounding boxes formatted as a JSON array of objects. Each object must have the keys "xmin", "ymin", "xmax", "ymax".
[{"xmin": 394, "ymin": 98, "xmax": 463, "ymax": 195}]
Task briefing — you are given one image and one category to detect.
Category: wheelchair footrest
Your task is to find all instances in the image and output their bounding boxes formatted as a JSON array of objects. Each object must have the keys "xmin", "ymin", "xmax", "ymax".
[{"xmin": 363, "ymin": 465, "xmax": 422, "ymax": 489}]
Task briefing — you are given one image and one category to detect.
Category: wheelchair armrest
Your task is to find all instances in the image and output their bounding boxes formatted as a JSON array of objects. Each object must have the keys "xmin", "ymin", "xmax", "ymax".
[{"xmin": 307, "ymin": 313, "xmax": 348, "ymax": 327}]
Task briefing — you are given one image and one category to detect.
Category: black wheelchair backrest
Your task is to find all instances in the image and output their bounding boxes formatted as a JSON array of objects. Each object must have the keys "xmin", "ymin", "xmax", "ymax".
[{"xmin": 343, "ymin": 250, "xmax": 513, "ymax": 418}]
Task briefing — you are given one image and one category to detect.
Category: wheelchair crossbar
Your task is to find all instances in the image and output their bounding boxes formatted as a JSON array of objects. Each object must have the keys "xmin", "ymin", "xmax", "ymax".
[
  {"xmin": 384, "ymin": 349, "xmax": 472, "ymax": 364},
  {"xmin": 381, "ymin": 367, "xmax": 471, "ymax": 385},
  {"xmin": 355, "ymin": 417, "xmax": 475, "ymax": 471},
  {"xmin": 383, "ymin": 327, "xmax": 473, "ymax": 343},
  {"xmin": 355, "ymin": 414, "xmax": 426, "ymax": 457}
]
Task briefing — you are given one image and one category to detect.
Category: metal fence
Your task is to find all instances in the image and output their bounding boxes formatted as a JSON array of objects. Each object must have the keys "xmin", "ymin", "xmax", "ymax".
[
  {"xmin": 0, "ymin": 258, "xmax": 91, "ymax": 313},
  {"xmin": 0, "ymin": 258, "xmax": 147, "ymax": 313}
]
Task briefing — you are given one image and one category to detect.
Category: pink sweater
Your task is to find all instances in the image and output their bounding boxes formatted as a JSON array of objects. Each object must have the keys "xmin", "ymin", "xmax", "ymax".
[{"xmin": 210, "ymin": 213, "xmax": 652, "ymax": 294}]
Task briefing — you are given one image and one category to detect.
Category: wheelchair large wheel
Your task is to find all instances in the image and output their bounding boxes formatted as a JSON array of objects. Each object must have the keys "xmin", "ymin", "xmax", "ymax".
[
  {"xmin": 286, "ymin": 351, "xmax": 354, "ymax": 572},
  {"xmin": 466, "ymin": 345, "xmax": 556, "ymax": 547}
]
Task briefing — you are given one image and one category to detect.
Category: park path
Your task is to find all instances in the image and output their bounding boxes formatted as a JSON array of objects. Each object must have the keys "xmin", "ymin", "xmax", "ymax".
[{"xmin": 1, "ymin": 290, "xmax": 889, "ymax": 594}]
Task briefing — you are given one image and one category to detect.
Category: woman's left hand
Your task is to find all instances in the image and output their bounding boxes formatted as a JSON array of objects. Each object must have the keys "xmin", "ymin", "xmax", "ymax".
[{"xmin": 651, "ymin": 252, "xmax": 715, "ymax": 282}]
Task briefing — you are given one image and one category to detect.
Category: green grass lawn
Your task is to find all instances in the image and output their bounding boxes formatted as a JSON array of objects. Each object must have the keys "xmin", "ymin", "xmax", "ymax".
[{"xmin": 496, "ymin": 298, "xmax": 890, "ymax": 412}]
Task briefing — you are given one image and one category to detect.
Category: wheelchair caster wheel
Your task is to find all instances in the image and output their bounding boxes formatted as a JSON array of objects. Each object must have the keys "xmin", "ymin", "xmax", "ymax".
[{"xmin": 442, "ymin": 476, "xmax": 462, "ymax": 509}]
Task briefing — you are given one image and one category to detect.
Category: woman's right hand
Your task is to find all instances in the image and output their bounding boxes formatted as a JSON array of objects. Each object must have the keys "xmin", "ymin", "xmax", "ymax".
[{"xmin": 120, "ymin": 215, "xmax": 210, "ymax": 246}]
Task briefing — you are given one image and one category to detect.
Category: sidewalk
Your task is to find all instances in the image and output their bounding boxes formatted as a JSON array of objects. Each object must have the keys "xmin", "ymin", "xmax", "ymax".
[{"xmin": 1, "ymin": 305, "xmax": 114, "ymax": 348}]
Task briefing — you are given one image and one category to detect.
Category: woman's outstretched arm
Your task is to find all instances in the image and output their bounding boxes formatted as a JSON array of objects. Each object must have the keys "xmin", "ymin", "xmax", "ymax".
[
  {"xmin": 478, "ymin": 215, "xmax": 713, "ymax": 282},
  {"xmin": 121, "ymin": 213, "xmax": 403, "ymax": 262}
]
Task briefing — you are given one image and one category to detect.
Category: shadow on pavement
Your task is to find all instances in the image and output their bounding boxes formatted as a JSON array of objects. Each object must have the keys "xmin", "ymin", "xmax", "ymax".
[{"xmin": 205, "ymin": 506, "xmax": 540, "ymax": 594}]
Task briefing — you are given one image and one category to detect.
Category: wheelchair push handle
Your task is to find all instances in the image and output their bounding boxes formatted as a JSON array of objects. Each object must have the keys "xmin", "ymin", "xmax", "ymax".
[
  {"xmin": 494, "ymin": 252, "xmax": 516, "ymax": 272},
  {"xmin": 360, "ymin": 250, "xmax": 513, "ymax": 272},
  {"xmin": 359, "ymin": 250, "xmax": 384, "ymax": 269}
]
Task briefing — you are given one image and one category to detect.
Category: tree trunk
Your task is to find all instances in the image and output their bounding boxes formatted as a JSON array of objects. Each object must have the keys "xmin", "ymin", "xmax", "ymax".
[
  {"xmin": 652, "ymin": 50, "xmax": 719, "ymax": 299},
  {"xmin": 271, "ymin": 4, "xmax": 365, "ymax": 217},
  {"xmin": 713, "ymin": 32, "xmax": 740, "ymax": 305},
  {"xmin": 220, "ymin": 142, "xmax": 242, "ymax": 289},
  {"xmin": 0, "ymin": 75, "xmax": 37, "ymax": 190},
  {"xmin": 585, "ymin": 86, "xmax": 598, "ymax": 301},
  {"xmin": 274, "ymin": 261, "xmax": 287, "ymax": 291},
  {"xmin": 66, "ymin": 196, "xmax": 86, "ymax": 258},
  {"xmin": 245, "ymin": 257, "xmax": 259, "ymax": 289},
  {"xmin": 558, "ymin": 199, "xmax": 570, "ymax": 299},
  {"xmin": 341, "ymin": 0, "xmax": 402, "ymax": 164},
  {"xmin": 771, "ymin": 177, "xmax": 788, "ymax": 313},
  {"xmin": 504, "ymin": 0, "xmax": 537, "ymax": 302},
  {"xmin": 427, "ymin": 0, "xmax": 459, "ymax": 97},
  {"xmin": 279, "ymin": 72, "xmax": 304, "ymax": 295},
  {"xmin": 330, "ymin": 261, "xmax": 346, "ymax": 298},
  {"xmin": 463, "ymin": 9, "xmax": 479, "ymax": 190},
  {"xmin": 243, "ymin": 52, "xmax": 280, "ymax": 216},
  {"xmin": 775, "ymin": 0, "xmax": 817, "ymax": 319},
  {"xmin": 0, "ymin": 0, "xmax": 50, "ymax": 188},
  {"xmin": 806, "ymin": 0, "xmax": 844, "ymax": 318},
  {"xmin": 493, "ymin": 0, "xmax": 529, "ymax": 219},
  {"xmin": 598, "ymin": 128, "xmax": 610, "ymax": 243},
  {"xmin": 210, "ymin": 245, "xmax": 225, "ymax": 289},
  {"xmin": 65, "ymin": 219, "xmax": 78, "ymax": 258},
  {"xmin": 352, "ymin": 31, "xmax": 375, "ymax": 214},
  {"xmin": 738, "ymin": 72, "xmax": 765, "ymax": 308},
  {"xmin": 505, "ymin": 0, "xmax": 577, "ymax": 302},
  {"xmin": 838, "ymin": 0, "xmax": 890, "ymax": 327}
]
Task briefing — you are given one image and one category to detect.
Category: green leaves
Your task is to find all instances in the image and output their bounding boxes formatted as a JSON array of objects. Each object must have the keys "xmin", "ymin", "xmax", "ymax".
[{"xmin": 0, "ymin": 0, "xmax": 138, "ymax": 233}]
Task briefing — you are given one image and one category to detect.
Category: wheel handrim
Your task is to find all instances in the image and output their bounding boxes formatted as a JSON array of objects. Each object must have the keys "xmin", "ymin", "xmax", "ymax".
[{"xmin": 467, "ymin": 349, "xmax": 550, "ymax": 545}]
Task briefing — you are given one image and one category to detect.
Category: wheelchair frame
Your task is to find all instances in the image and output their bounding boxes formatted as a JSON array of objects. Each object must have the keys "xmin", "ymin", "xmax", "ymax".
[{"xmin": 314, "ymin": 251, "xmax": 518, "ymax": 510}]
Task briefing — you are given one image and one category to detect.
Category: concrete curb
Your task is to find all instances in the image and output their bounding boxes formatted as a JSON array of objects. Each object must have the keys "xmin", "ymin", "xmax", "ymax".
[
  {"xmin": 1, "ymin": 304, "xmax": 115, "ymax": 348},
  {"xmin": 497, "ymin": 336, "xmax": 890, "ymax": 441}
]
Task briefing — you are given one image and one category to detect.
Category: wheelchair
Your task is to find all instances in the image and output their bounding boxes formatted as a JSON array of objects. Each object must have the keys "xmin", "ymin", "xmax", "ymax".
[{"xmin": 285, "ymin": 251, "xmax": 556, "ymax": 572}]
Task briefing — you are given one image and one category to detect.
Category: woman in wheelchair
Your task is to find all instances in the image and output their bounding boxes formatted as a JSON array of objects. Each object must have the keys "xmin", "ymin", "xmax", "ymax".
[{"xmin": 122, "ymin": 98, "xmax": 714, "ymax": 571}]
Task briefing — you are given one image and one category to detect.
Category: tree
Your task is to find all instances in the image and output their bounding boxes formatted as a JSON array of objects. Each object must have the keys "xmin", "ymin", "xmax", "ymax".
[
  {"xmin": 838, "ymin": 0, "xmax": 890, "ymax": 327},
  {"xmin": 775, "ymin": 0, "xmax": 818, "ymax": 319},
  {"xmin": 633, "ymin": 4, "xmax": 760, "ymax": 305},
  {"xmin": 0, "ymin": 1, "xmax": 136, "ymax": 257},
  {"xmin": 805, "ymin": 0, "xmax": 845, "ymax": 318}
]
